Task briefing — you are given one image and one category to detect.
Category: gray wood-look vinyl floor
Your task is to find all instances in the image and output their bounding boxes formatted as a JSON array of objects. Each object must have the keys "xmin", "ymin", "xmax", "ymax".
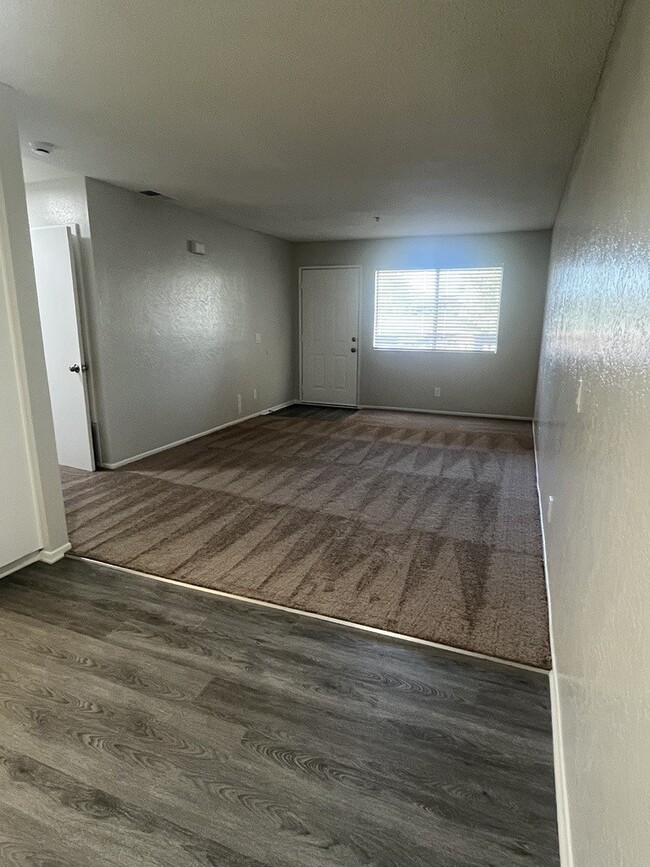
[{"xmin": 0, "ymin": 557, "xmax": 559, "ymax": 866}]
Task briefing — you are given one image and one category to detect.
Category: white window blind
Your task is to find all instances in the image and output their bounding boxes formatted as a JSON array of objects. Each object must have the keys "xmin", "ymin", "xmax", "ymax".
[{"xmin": 373, "ymin": 266, "xmax": 503, "ymax": 352}]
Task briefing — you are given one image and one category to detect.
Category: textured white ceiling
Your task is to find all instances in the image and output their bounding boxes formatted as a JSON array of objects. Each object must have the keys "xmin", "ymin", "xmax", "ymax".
[
  {"xmin": 1, "ymin": 0, "xmax": 622, "ymax": 240},
  {"xmin": 21, "ymin": 155, "xmax": 77, "ymax": 184}
]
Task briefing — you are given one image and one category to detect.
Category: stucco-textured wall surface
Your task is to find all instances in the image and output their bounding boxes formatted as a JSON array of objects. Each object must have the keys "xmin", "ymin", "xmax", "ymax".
[
  {"xmin": 535, "ymin": 1, "xmax": 650, "ymax": 864},
  {"xmin": 26, "ymin": 176, "xmax": 89, "ymax": 230},
  {"xmin": 293, "ymin": 231, "xmax": 551, "ymax": 417},
  {"xmin": 85, "ymin": 179, "xmax": 296, "ymax": 465}
]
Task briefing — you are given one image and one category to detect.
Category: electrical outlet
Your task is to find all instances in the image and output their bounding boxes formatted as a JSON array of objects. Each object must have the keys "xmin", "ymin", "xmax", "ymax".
[
  {"xmin": 434, "ymin": 387, "xmax": 441, "ymax": 398},
  {"xmin": 255, "ymin": 333, "xmax": 261, "ymax": 344},
  {"xmin": 547, "ymin": 495, "xmax": 554, "ymax": 523},
  {"xmin": 237, "ymin": 393, "xmax": 242, "ymax": 414},
  {"xmin": 253, "ymin": 388, "xmax": 258, "ymax": 400},
  {"xmin": 576, "ymin": 378, "xmax": 583, "ymax": 413}
]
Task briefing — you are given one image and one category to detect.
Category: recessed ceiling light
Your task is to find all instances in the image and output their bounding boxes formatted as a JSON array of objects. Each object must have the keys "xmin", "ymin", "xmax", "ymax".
[{"xmin": 29, "ymin": 141, "xmax": 55, "ymax": 155}]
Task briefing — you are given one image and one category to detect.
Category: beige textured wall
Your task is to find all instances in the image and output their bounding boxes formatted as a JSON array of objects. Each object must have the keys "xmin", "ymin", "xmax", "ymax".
[
  {"xmin": 26, "ymin": 176, "xmax": 89, "ymax": 230},
  {"xmin": 535, "ymin": 1, "xmax": 650, "ymax": 864},
  {"xmin": 293, "ymin": 231, "xmax": 551, "ymax": 417},
  {"xmin": 82, "ymin": 179, "xmax": 296, "ymax": 465}
]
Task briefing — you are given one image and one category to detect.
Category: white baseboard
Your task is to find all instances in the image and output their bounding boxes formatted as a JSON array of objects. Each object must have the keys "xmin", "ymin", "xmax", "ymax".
[
  {"xmin": 358, "ymin": 404, "xmax": 532, "ymax": 421},
  {"xmin": 549, "ymin": 668, "xmax": 573, "ymax": 866},
  {"xmin": 40, "ymin": 542, "xmax": 72, "ymax": 564},
  {"xmin": 0, "ymin": 542, "xmax": 71, "ymax": 578},
  {"xmin": 532, "ymin": 421, "xmax": 572, "ymax": 866},
  {"xmin": 100, "ymin": 400, "xmax": 297, "ymax": 469},
  {"xmin": 0, "ymin": 550, "xmax": 41, "ymax": 579}
]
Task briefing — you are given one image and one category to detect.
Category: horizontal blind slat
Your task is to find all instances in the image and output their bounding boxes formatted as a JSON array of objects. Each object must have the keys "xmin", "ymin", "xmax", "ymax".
[{"xmin": 374, "ymin": 266, "xmax": 502, "ymax": 352}]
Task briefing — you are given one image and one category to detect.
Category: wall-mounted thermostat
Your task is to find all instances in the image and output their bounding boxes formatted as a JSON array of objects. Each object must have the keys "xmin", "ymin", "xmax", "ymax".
[{"xmin": 187, "ymin": 240, "xmax": 206, "ymax": 255}]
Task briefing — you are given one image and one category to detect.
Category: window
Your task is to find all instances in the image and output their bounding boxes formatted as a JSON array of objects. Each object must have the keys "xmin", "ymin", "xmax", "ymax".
[{"xmin": 373, "ymin": 266, "xmax": 503, "ymax": 352}]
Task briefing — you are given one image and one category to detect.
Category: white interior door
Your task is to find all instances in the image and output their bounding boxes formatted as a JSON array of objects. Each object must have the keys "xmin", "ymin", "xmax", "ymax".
[
  {"xmin": 30, "ymin": 225, "xmax": 95, "ymax": 470},
  {"xmin": 301, "ymin": 267, "xmax": 360, "ymax": 406}
]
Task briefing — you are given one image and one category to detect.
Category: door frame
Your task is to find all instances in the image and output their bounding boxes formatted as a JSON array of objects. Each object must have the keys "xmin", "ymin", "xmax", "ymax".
[
  {"xmin": 0, "ymin": 174, "xmax": 44, "ymax": 562},
  {"xmin": 298, "ymin": 265, "xmax": 362, "ymax": 407}
]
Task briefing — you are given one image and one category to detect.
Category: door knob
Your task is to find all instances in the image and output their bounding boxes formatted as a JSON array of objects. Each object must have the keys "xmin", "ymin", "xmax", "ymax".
[
  {"xmin": 351, "ymin": 337, "xmax": 357, "ymax": 342},
  {"xmin": 69, "ymin": 364, "xmax": 81, "ymax": 373},
  {"xmin": 351, "ymin": 348, "xmax": 357, "ymax": 353}
]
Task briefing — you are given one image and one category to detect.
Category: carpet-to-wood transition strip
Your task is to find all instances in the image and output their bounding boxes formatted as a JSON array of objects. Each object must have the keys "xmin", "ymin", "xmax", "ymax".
[{"xmin": 61, "ymin": 408, "xmax": 551, "ymax": 668}]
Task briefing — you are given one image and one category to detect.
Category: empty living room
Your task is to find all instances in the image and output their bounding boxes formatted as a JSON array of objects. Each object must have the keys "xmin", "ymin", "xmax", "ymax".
[{"xmin": 0, "ymin": 1, "xmax": 648, "ymax": 865}]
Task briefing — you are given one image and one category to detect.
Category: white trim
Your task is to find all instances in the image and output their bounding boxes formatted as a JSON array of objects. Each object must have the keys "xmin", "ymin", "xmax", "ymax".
[
  {"xmin": 66, "ymin": 554, "xmax": 548, "ymax": 677},
  {"xmin": 100, "ymin": 400, "xmax": 297, "ymax": 469},
  {"xmin": 67, "ymin": 223, "xmax": 100, "ymax": 437},
  {"xmin": 532, "ymin": 422, "xmax": 572, "ymax": 866},
  {"xmin": 300, "ymin": 401, "xmax": 358, "ymax": 409},
  {"xmin": 298, "ymin": 265, "xmax": 362, "ymax": 407},
  {"xmin": 0, "ymin": 550, "xmax": 41, "ymax": 579},
  {"xmin": 0, "ymin": 541, "xmax": 70, "ymax": 577},
  {"xmin": 372, "ymin": 263, "xmax": 504, "ymax": 355},
  {"xmin": 0, "ymin": 145, "xmax": 45, "ymax": 551},
  {"xmin": 359, "ymin": 404, "xmax": 532, "ymax": 421},
  {"xmin": 40, "ymin": 542, "xmax": 72, "ymax": 564}
]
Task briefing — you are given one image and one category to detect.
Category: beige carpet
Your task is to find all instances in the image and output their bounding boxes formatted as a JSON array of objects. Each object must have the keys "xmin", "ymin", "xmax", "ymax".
[{"xmin": 60, "ymin": 407, "xmax": 551, "ymax": 668}]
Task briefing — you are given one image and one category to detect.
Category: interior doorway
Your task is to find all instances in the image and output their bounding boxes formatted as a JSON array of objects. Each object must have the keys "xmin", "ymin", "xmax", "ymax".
[{"xmin": 30, "ymin": 224, "xmax": 95, "ymax": 470}]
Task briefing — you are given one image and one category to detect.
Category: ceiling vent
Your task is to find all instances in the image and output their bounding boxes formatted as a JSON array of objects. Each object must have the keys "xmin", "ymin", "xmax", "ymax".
[
  {"xmin": 138, "ymin": 189, "xmax": 174, "ymax": 203},
  {"xmin": 30, "ymin": 141, "xmax": 55, "ymax": 155}
]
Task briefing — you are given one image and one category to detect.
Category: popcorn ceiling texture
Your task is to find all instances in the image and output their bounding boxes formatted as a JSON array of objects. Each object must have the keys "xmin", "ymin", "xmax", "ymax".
[{"xmin": 2, "ymin": 0, "xmax": 623, "ymax": 239}]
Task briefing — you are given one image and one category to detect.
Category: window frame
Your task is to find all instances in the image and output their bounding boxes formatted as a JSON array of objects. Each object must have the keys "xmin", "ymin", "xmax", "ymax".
[{"xmin": 372, "ymin": 265, "xmax": 504, "ymax": 354}]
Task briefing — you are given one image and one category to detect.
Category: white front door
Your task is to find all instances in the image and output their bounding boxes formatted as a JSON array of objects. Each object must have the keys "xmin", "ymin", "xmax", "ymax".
[
  {"xmin": 30, "ymin": 225, "xmax": 95, "ymax": 470},
  {"xmin": 300, "ymin": 267, "xmax": 360, "ymax": 406}
]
